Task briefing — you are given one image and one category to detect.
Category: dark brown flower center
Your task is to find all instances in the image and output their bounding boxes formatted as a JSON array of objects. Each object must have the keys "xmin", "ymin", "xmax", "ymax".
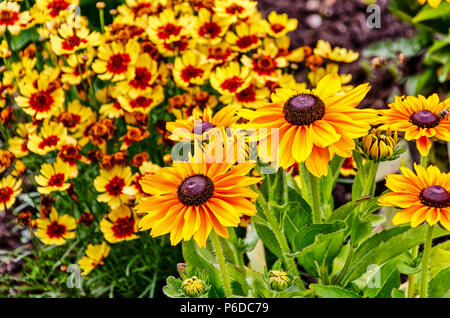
[
  {"xmin": 410, "ymin": 110, "xmax": 440, "ymax": 128},
  {"xmin": 283, "ymin": 94, "xmax": 325, "ymax": 126},
  {"xmin": 105, "ymin": 176, "xmax": 125, "ymax": 196},
  {"xmin": 177, "ymin": 175, "xmax": 214, "ymax": 206},
  {"xmin": 420, "ymin": 185, "xmax": 450, "ymax": 208},
  {"xmin": 46, "ymin": 221, "xmax": 66, "ymax": 238},
  {"xmin": 193, "ymin": 122, "xmax": 215, "ymax": 135}
]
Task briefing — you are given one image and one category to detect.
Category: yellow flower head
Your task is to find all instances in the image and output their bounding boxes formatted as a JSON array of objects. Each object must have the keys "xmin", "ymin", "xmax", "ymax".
[
  {"xmin": 214, "ymin": 0, "xmax": 258, "ymax": 23},
  {"xmin": 173, "ymin": 50, "xmax": 212, "ymax": 89},
  {"xmin": 50, "ymin": 23, "xmax": 101, "ymax": 55},
  {"xmin": 0, "ymin": 175, "xmax": 22, "ymax": 210},
  {"xmin": 35, "ymin": 208, "xmax": 76, "ymax": 245},
  {"xmin": 78, "ymin": 242, "xmax": 110, "ymax": 276},
  {"xmin": 225, "ymin": 21, "xmax": 262, "ymax": 53},
  {"xmin": 418, "ymin": 0, "xmax": 450, "ymax": 8},
  {"xmin": 314, "ymin": 40, "xmax": 359, "ymax": 63},
  {"xmin": 94, "ymin": 165, "xmax": 136, "ymax": 209},
  {"xmin": 35, "ymin": 158, "xmax": 73, "ymax": 194},
  {"xmin": 193, "ymin": 8, "xmax": 231, "ymax": 45},
  {"xmin": 0, "ymin": 1, "xmax": 31, "ymax": 35},
  {"xmin": 100, "ymin": 205, "xmax": 139, "ymax": 243},
  {"xmin": 262, "ymin": 11, "xmax": 298, "ymax": 38},
  {"xmin": 27, "ymin": 121, "xmax": 68, "ymax": 156},
  {"xmin": 379, "ymin": 164, "xmax": 450, "ymax": 230},
  {"xmin": 210, "ymin": 61, "xmax": 252, "ymax": 96}
]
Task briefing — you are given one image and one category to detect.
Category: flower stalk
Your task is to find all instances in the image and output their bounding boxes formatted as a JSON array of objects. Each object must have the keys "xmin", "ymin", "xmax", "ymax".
[
  {"xmin": 420, "ymin": 225, "xmax": 434, "ymax": 298},
  {"xmin": 210, "ymin": 231, "xmax": 233, "ymax": 298}
]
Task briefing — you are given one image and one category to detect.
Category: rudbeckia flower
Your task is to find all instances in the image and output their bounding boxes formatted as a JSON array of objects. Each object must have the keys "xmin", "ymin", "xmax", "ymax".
[
  {"xmin": 27, "ymin": 121, "xmax": 68, "ymax": 155},
  {"xmin": 135, "ymin": 158, "xmax": 261, "ymax": 247},
  {"xmin": 0, "ymin": 1, "xmax": 31, "ymax": 35},
  {"xmin": 378, "ymin": 94, "xmax": 450, "ymax": 156},
  {"xmin": 35, "ymin": 208, "xmax": 77, "ymax": 245},
  {"xmin": 35, "ymin": 158, "xmax": 74, "ymax": 194},
  {"xmin": 242, "ymin": 74, "xmax": 373, "ymax": 177},
  {"xmin": 418, "ymin": 0, "xmax": 450, "ymax": 8},
  {"xmin": 210, "ymin": 61, "xmax": 252, "ymax": 96},
  {"xmin": 314, "ymin": 40, "xmax": 359, "ymax": 63},
  {"xmin": 173, "ymin": 51, "xmax": 212, "ymax": 89},
  {"xmin": 0, "ymin": 175, "xmax": 22, "ymax": 210},
  {"xmin": 78, "ymin": 242, "xmax": 110, "ymax": 276},
  {"xmin": 379, "ymin": 164, "xmax": 450, "ymax": 230},
  {"xmin": 262, "ymin": 12, "xmax": 298, "ymax": 38},
  {"xmin": 214, "ymin": 0, "xmax": 257, "ymax": 23},
  {"xmin": 100, "ymin": 205, "xmax": 139, "ymax": 243},
  {"xmin": 225, "ymin": 22, "xmax": 262, "ymax": 53},
  {"xmin": 193, "ymin": 8, "xmax": 230, "ymax": 44},
  {"xmin": 94, "ymin": 165, "xmax": 136, "ymax": 209},
  {"xmin": 15, "ymin": 75, "xmax": 65, "ymax": 120},
  {"xmin": 92, "ymin": 40, "xmax": 140, "ymax": 82}
]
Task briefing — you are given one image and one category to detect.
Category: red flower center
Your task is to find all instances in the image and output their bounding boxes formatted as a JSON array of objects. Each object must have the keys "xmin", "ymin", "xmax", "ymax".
[
  {"xmin": 29, "ymin": 91, "xmax": 55, "ymax": 113},
  {"xmin": 47, "ymin": 0, "xmax": 70, "ymax": 18},
  {"xmin": 111, "ymin": 216, "xmax": 135, "ymax": 238},
  {"xmin": 38, "ymin": 135, "xmax": 60, "ymax": 149},
  {"xmin": 106, "ymin": 53, "xmax": 131, "ymax": 75},
  {"xmin": 48, "ymin": 173, "xmax": 65, "ymax": 187},
  {"xmin": 157, "ymin": 23, "xmax": 182, "ymax": 40},
  {"xmin": 199, "ymin": 22, "xmax": 222, "ymax": 39},
  {"xmin": 163, "ymin": 37, "xmax": 189, "ymax": 53},
  {"xmin": 220, "ymin": 76, "xmax": 244, "ymax": 93},
  {"xmin": 105, "ymin": 176, "xmax": 126, "ymax": 196},
  {"xmin": 253, "ymin": 56, "xmax": 276, "ymax": 75},
  {"xmin": 236, "ymin": 83, "xmax": 256, "ymax": 103},
  {"xmin": 236, "ymin": 35, "xmax": 258, "ymax": 50},
  {"xmin": 130, "ymin": 96, "xmax": 153, "ymax": 109},
  {"xmin": 225, "ymin": 3, "xmax": 244, "ymax": 15},
  {"xmin": 180, "ymin": 65, "xmax": 204, "ymax": 83},
  {"xmin": 46, "ymin": 221, "xmax": 67, "ymax": 238},
  {"xmin": 0, "ymin": 186, "xmax": 13, "ymax": 204},
  {"xmin": 62, "ymin": 34, "xmax": 87, "ymax": 51},
  {"xmin": 129, "ymin": 67, "xmax": 152, "ymax": 89},
  {"xmin": 270, "ymin": 23, "xmax": 285, "ymax": 34},
  {"xmin": 0, "ymin": 9, "xmax": 19, "ymax": 25}
]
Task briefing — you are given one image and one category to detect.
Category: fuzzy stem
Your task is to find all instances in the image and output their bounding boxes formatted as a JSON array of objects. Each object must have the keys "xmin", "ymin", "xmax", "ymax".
[
  {"xmin": 308, "ymin": 172, "xmax": 322, "ymax": 224},
  {"xmin": 210, "ymin": 231, "xmax": 233, "ymax": 297},
  {"xmin": 407, "ymin": 246, "xmax": 418, "ymax": 298},
  {"xmin": 419, "ymin": 225, "xmax": 434, "ymax": 298},
  {"xmin": 421, "ymin": 155, "xmax": 428, "ymax": 168}
]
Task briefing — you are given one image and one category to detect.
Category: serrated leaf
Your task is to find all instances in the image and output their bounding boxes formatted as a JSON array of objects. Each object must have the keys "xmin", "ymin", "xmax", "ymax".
[{"xmin": 310, "ymin": 284, "xmax": 362, "ymax": 298}]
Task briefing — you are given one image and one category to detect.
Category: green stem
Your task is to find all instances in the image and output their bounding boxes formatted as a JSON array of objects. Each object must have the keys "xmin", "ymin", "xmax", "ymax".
[
  {"xmin": 98, "ymin": 8, "xmax": 105, "ymax": 33},
  {"xmin": 360, "ymin": 160, "xmax": 378, "ymax": 218},
  {"xmin": 210, "ymin": 231, "xmax": 233, "ymax": 297},
  {"xmin": 256, "ymin": 195, "xmax": 306, "ymax": 290},
  {"xmin": 308, "ymin": 172, "xmax": 322, "ymax": 224},
  {"xmin": 420, "ymin": 155, "xmax": 427, "ymax": 168},
  {"xmin": 419, "ymin": 225, "xmax": 434, "ymax": 298},
  {"xmin": 298, "ymin": 163, "xmax": 311, "ymax": 204},
  {"xmin": 407, "ymin": 246, "xmax": 418, "ymax": 298}
]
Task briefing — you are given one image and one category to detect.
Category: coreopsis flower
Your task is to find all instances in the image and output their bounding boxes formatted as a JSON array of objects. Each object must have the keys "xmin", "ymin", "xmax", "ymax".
[
  {"xmin": 243, "ymin": 74, "xmax": 374, "ymax": 177},
  {"xmin": 8, "ymin": 123, "xmax": 37, "ymax": 158},
  {"xmin": 15, "ymin": 75, "xmax": 64, "ymax": 120},
  {"xmin": 340, "ymin": 157, "xmax": 357, "ymax": 177},
  {"xmin": 262, "ymin": 12, "xmax": 298, "ymax": 38},
  {"xmin": 35, "ymin": 158, "xmax": 73, "ymax": 194},
  {"xmin": 131, "ymin": 152, "xmax": 149, "ymax": 167},
  {"xmin": 117, "ymin": 85, "xmax": 164, "ymax": 114},
  {"xmin": 116, "ymin": 53, "xmax": 158, "ymax": 99},
  {"xmin": 166, "ymin": 105, "xmax": 239, "ymax": 142},
  {"xmin": 274, "ymin": 36, "xmax": 305, "ymax": 63},
  {"xmin": 359, "ymin": 128, "xmax": 400, "ymax": 162},
  {"xmin": 50, "ymin": 24, "xmax": 101, "ymax": 55},
  {"xmin": 83, "ymin": 118, "xmax": 116, "ymax": 149},
  {"xmin": 192, "ymin": 8, "xmax": 230, "ymax": 44},
  {"xmin": 173, "ymin": 51, "xmax": 212, "ymax": 89},
  {"xmin": 379, "ymin": 164, "xmax": 450, "ymax": 230},
  {"xmin": 35, "ymin": 0, "xmax": 79, "ymax": 19},
  {"xmin": 418, "ymin": 0, "xmax": 450, "ymax": 7},
  {"xmin": 379, "ymin": 94, "xmax": 450, "ymax": 156},
  {"xmin": 27, "ymin": 121, "xmax": 68, "ymax": 155},
  {"xmin": 0, "ymin": 149, "xmax": 15, "ymax": 173},
  {"xmin": 199, "ymin": 42, "xmax": 238, "ymax": 66},
  {"xmin": 120, "ymin": 125, "xmax": 150, "ymax": 150},
  {"xmin": 56, "ymin": 99, "xmax": 93, "ymax": 133},
  {"xmin": 0, "ymin": 175, "xmax": 22, "ymax": 210},
  {"xmin": 308, "ymin": 63, "xmax": 352, "ymax": 89},
  {"xmin": 264, "ymin": 73, "xmax": 307, "ymax": 94},
  {"xmin": 135, "ymin": 158, "xmax": 261, "ymax": 247},
  {"xmin": 124, "ymin": 160, "xmax": 161, "ymax": 203},
  {"xmin": 92, "ymin": 40, "xmax": 140, "ymax": 81},
  {"xmin": 214, "ymin": 0, "xmax": 257, "ymax": 23},
  {"xmin": 0, "ymin": 1, "xmax": 31, "ymax": 35},
  {"xmin": 12, "ymin": 160, "xmax": 27, "ymax": 177},
  {"xmin": 0, "ymin": 39, "xmax": 11, "ymax": 58},
  {"xmin": 117, "ymin": 0, "xmax": 158, "ymax": 18},
  {"xmin": 35, "ymin": 208, "xmax": 76, "ymax": 245},
  {"xmin": 210, "ymin": 61, "xmax": 252, "ymax": 96},
  {"xmin": 61, "ymin": 50, "xmax": 94, "ymax": 85},
  {"xmin": 220, "ymin": 82, "xmax": 270, "ymax": 109},
  {"xmin": 314, "ymin": 40, "xmax": 359, "ymax": 63},
  {"xmin": 147, "ymin": 8, "xmax": 192, "ymax": 45},
  {"xmin": 77, "ymin": 211, "xmax": 94, "ymax": 226},
  {"xmin": 225, "ymin": 22, "xmax": 262, "ymax": 53},
  {"xmin": 100, "ymin": 205, "xmax": 139, "ymax": 243},
  {"xmin": 58, "ymin": 143, "xmax": 83, "ymax": 173},
  {"xmin": 94, "ymin": 165, "xmax": 136, "ymax": 209},
  {"xmin": 78, "ymin": 242, "xmax": 110, "ymax": 276}
]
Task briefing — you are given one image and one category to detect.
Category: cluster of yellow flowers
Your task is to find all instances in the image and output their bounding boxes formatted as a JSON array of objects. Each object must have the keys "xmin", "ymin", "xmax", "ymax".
[{"xmin": 0, "ymin": 0, "xmax": 449, "ymax": 279}]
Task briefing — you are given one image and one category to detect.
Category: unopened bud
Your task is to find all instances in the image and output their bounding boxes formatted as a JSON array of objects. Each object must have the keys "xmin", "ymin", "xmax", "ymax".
[
  {"xmin": 268, "ymin": 270, "xmax": 290, "ymax": 291},
  {"xmin": 182, "ymin": 276, "xmax": 206, "ymax": 298}
]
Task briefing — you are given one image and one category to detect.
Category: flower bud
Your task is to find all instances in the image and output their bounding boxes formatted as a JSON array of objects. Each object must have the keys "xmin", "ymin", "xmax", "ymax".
[
  {"xmin": 360, "ymin": 128, "xmax": 398, "ymax": 161},
  {"xmin": 182, "ymin": 276, "xmax": 206, "ymax": 298},
  {"xmin": 268, "ymin": 270, "xmax": 290, "ymax": 291}
]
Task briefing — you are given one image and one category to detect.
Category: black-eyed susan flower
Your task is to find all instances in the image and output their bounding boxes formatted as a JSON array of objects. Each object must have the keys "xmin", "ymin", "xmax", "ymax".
[
  {"xmin": 78, "ymin": 241, "xmax": 110, "ymax": 276},
  {"xmin": 379, "ymin": 164, "xmax": 450, "ymax": 230},
  {"xmin": 35, "ymin": 158, "xmax": 74, "ymax": 194},
  {"xmin": 94, "ymin": 165, "xmax": 136, "ymax": 209},
  {"xmin": 182, "ymin": 276, "xmax": 207, "ymax": 297},
  {"xmin": 173, "ymin": 51, "xmax": 212, "ymax": 89},
  {"xmin": 418, "ymin": 0, "xmax": 450, "ymax": 7},
  {"xmin": 35, "ymin": 208, "xmax": 76, "ymax": 245},
  {"xmin": 262, "ymin": 12, "xmax": 298, "ymax": 38},
  {"xmin": 379, "ymin": 94, "xmax": 450, "ymax": 156},
  {"xmin": 214, "ymin": 0, "xmax": 257, "ymax": 23},
  {"xmin": 0, "ymin": 175, "xmax": 22, "ymax": 210},
  {"xmin": 135, "ymin": 159, "xmax": 261, "ymax": 247},
  {"xmin": 100, "ymin": 205, "xmax": 139, "ymax": 243},
  {"xmin": 314, "ymin": 40, "xmax": 359, "ymax": 63},
  {"xmin": 359, "ymin": 128, "xmax": 400, "ymax": 162},
  {"xmin": 0, "ymin": 1, "xmax": 30, "ymax": 36},
  {"xmin": 268, "ymin": 270, "xmax": 290, "ymax": 291},
  {"xmin": 210, "ymin": 61, "xmax": 252, "ymax": 96},
  {"xmin": 192, "ymin": 8, "xmax": 230, "ymax": 44},
  {"xmin": 92, "ymin": 40, "xmax": 140, "ymax": 82},
  {"xmin": 242, "ymin": 74, "xmax": 374, "ymax": 177},
  {"xmin": 15, "ymin": 75, "xmax": 65, "ymax": 120},
  {"xmin": 225, "ymin": 22, "xmax": 262, "ymax": 53},
  {"xmin": 27, "ymin": 121, "xmax": 68, "ymax": 155}
]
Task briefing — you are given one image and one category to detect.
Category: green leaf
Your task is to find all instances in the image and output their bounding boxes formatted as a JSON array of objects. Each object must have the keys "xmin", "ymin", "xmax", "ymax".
[
  {"xmin": 429, "ymin": 240, "xmax": 450, "ymax": 280},
  {"xmin": 162, "ymin": 276, "xmax": 185, "ymax": 298},
  {"xmin": 362, "ymin": 259, "xmax": 401, "ymax": 298},
  {"xmin": 339, "ymin": 225, "xmax": 449, "ymax": 286},
  {"xmin": 280, "ymin": 200, "xmax": 312, "ymax": 248},
  {"xmin": 413, "ymin": 3, "xmax": 450, "ymax": 23},
  {"xmin": 310, "ymin": 284, "xmax": 361, "ymax": 298},
  {"xmin": 428, "ymin": 267, "xmax": 450, "ymax": 298}
]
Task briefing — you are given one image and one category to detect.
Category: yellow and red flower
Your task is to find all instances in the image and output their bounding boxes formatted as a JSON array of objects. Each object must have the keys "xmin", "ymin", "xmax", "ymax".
[
  {"xmin": 193, "ymin": 8, "xmax": 230, "ymax": 44},
  {"xmin": 100, "ymin": 205, "xmax": 139, "ymax": 243},
  {"xmin": 94, "ymin": 165, "xmax": 136, "ymax": 209},
  {"xmin": 27, "ymin": 121, "xmax": 68, "ymax": 155},
  {"xmin": 173, "ymin": 51, "xmax": 212, "ymax": 89},
  {"xmin": 0, "ymin": 1, "xmax": 30, "ymax": 35},
  {"xmin": 214, "ymin": 0, "xmax": 257, "ymax": 23},
  {"xmin": 225, "ymin": 22, "xmax": 262, "ymax": 53},
  {"xmin": 35, "ymin": 158, "xmax": 74, "ymax": 194},
  {"xmin": 78, "ymin": 241, "xmax": 110, "ymax": 276},
  {"xmin": 262, "ymin": 12, "xmax": 298, "ymax": 38},
  {"xmin": 379, "ymin": 164, "xmax": 450, "ymax": 230},
  {"xmin": 51, "ymin": 24, "xmax": 101, "ymax": 55},
  {"xmin": 0, "ymin": 175, "xmax": 22, "ymax": 210},
  {"xmin": 35, "ymin": 208, "xmax": 76, "ymax": 245},
  {"xmin": 210, "ymin": 61, "xmax": 252, "ymax": 96}
]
